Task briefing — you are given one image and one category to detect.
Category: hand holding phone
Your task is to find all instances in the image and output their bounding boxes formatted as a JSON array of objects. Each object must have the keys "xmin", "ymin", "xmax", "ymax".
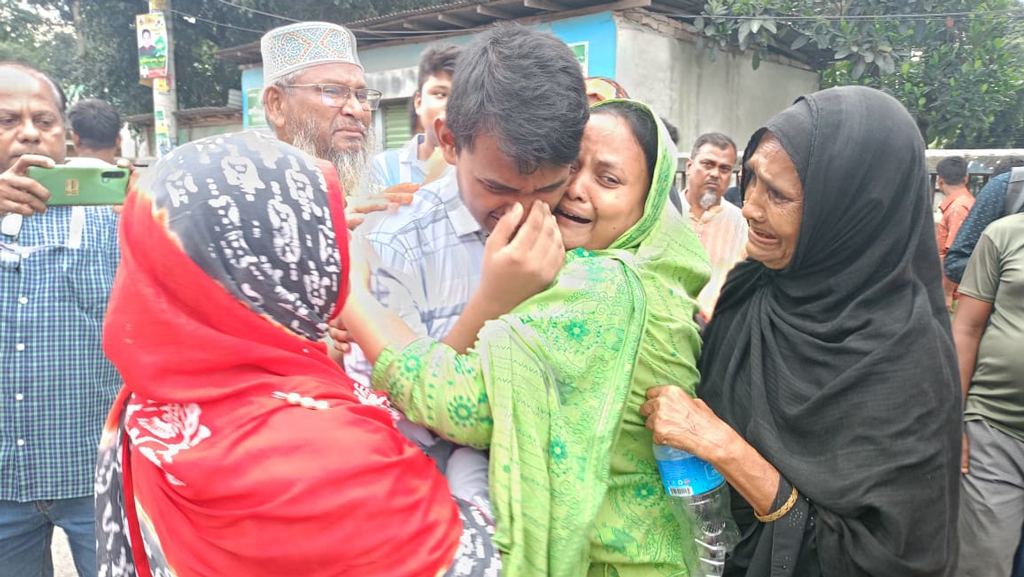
[
  {"xmin": 28, "ymin": 165, "xmax": 130, "ymax": 206},
  {"xmin": 0, "ymin": 155, "xmax": 55, "ymax": 217}
]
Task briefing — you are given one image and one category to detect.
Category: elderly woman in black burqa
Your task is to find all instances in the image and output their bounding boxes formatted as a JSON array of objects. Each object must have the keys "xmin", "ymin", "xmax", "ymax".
[{"xmin": 641, "ymin": 85, "xmax": 960, "ymax": 576}]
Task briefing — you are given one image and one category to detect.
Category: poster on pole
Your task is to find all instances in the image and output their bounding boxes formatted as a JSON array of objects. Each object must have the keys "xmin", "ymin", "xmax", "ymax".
[
  {"xmin": 136, "ymin": 13, "xmax": 168, "ymax": 79},
  {"xmin": 154, "ymin": 109, "xmax": 174, "ymax": 158}
]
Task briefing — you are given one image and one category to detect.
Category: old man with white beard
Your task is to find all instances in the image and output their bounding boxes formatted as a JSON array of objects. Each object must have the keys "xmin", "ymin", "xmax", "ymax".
[{"xmin": 260, "ymin": 22, "xmax": 411, "ymax": 227}]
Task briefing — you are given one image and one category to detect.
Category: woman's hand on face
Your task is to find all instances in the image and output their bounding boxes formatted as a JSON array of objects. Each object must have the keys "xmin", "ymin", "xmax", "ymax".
[
  {"xmin": 478, "ymin": 201, "xmax": 565, "ymax": 315},
  {"xmin": 641, "ymin": 386, "xmax": 739, "ymax": 465}
]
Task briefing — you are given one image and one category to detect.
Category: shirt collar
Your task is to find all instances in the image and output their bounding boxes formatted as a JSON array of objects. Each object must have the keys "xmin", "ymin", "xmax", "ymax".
[
  {"xmin": 939, "ymin": 187, "xmax": 971, "ymax": 211},
  {"xmin": 65, "ymin": 157, "xmax": 115, "ymax": 168},
  {"xmin": 399, "ymin": 134, "xmax": 426, "ymax": 166},
  {"xmin": 680, "ymin": 188, "xmax": 725, "ymax": 221},
  {"xmin": 436, "ymin": 170, "xmax": 483, "ymax": 237}
]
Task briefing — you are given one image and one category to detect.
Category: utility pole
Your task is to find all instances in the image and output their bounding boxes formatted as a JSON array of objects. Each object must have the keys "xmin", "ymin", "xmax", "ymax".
[{"xmin": 149, "ymin": 0, "xmax": 177, "ymax": 157}]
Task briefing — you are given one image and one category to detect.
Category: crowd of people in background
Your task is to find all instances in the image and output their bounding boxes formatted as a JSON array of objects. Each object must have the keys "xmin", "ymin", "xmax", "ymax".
[{"xmin": 1, "ymin": 15, "xmax": 1023, "ymax": 577}]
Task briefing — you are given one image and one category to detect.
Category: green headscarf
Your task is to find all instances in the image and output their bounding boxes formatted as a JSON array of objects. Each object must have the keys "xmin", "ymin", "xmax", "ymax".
[{"xmin": 374, "ymin": 100, "xmax": 709, "ymax": 577}]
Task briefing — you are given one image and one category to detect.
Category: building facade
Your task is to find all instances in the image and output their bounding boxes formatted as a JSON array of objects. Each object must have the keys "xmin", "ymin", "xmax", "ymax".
[{"xmin": 222, "ymin": 4, "xmax": 820, "ymax": 156}]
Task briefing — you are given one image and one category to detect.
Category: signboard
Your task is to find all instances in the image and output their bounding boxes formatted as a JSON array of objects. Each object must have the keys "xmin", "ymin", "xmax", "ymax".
[
  {"xmin": 246, "ymin": 87, "xmax": 267, "ymax": 128},
  {"xmin": 136, "ymin": 13, "xmax": 168, "ymax": 79},
  {"xmin": 568, "ymin": 41, "xmax": 589, "ymax": 76}
]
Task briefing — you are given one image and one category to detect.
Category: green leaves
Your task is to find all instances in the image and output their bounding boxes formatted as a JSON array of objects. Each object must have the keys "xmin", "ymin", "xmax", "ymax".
[{"xmin": 691, "ymin": 0, "xmax": 1024, "ymax": 147}]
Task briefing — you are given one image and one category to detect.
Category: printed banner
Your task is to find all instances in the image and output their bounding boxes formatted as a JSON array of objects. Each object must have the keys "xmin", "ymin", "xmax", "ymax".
[
  {"xmin": 154, "ymin": 109, "xmax": 174, "ymax": 158},
  {"xmin": 137, "ymin": 13, "xmax": 168, "ymax": 79}
]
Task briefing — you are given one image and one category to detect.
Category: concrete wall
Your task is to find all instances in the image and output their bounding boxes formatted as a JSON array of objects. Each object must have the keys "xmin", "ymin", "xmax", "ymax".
[{"xmin": 614, "ymin": 15, "xmax": 819, "ymax": 154}]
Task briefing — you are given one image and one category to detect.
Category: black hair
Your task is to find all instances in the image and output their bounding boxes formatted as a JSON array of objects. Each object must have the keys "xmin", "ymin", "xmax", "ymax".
[
  {"xmin": 445, "ymin": 23, "xmax": 588, "ymax": 173},
  {"xmin": 410, "ymin": 43, "xmax": 460, "ymax": 132},
  {"xmin": 142, "ymin": 29, "xmax": 152, "ymax": 37},
  {"xmin": 593, "ymin": 101, "xmax": 659, "ymax": 185},
  {"xmin": 936, "ymin": 156, "xmax": 968, "ymax": 186},
  {"xmin": 68, "ymin": 99, "xmax": 121, "ymax": 150},
  {"xmin": 993, "ymin": 156, "xmax": 1024, "ymax": 176},
  {"xmin": 417, "ymin": 43, "xmax": 461, "ymax": 93},
  {"xmin": 0, "ymin": 61, "xmax": 67, "ymax": 116},
  {"xmin": 690, "ymin": 132, "xmax": 736, "ymax": 159},
  {"xmin": 660, "ymin": 117, "xmax": 680, "ymax": 146}
]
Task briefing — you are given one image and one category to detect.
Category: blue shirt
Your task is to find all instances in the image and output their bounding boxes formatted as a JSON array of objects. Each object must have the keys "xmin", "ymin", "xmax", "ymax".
[
  {"xmin": 0, "ymin": 206, "xmax": 121, "ymax": 501},
  {"xmin": 945, "ymin": 172, "xmax": 1014, "ymax": 284},
  {"xmin": 368, "ymin": 134, "xmax": 427, "ymax": 191},
  {"xmin": 345, "ymin": 170, "xmax": 486, "ymax": 384}
]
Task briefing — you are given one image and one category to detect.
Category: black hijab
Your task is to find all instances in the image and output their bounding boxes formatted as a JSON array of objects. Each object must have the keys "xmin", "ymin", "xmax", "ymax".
[{"xmin": 698, "ymin": 86, "xmax": 960, "ymax": 577}]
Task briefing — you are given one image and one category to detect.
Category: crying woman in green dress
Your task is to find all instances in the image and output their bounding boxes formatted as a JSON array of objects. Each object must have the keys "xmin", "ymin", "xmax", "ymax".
[{"xmin": 342, "ymin": 100, "xmax": 711, "ymax": 577}]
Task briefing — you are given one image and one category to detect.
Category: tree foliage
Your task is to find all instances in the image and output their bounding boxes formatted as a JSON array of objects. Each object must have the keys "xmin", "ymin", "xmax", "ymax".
[
  {"xmin": 7, "ymin": 0, "xmax": 1022, "ymax": 148},
  {"xmin": 687, "ymin": 0, "xmax": 1024, "ymax": 147}
]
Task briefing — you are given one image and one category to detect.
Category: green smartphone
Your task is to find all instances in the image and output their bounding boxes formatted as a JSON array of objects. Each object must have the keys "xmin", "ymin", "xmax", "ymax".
[{"xmin": 27, "ymin": 165, "xmax": 129, "ymax": 206}]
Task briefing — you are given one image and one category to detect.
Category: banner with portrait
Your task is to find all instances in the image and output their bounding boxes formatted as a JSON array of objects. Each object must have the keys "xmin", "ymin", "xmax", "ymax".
[{"xmin": 136, "ymin": 13, "xmax": 168, "ymax": 79}]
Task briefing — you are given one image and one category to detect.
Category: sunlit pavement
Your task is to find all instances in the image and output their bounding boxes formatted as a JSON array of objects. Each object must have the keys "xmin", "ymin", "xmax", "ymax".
[{"xmin": 53, "ymin": 528, "xmax": 77, "ymax": 577}]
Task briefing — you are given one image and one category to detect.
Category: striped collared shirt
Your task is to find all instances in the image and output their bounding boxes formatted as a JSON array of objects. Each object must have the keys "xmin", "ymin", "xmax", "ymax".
[
  {"xmin": 0, "ymin": 206, "xmax": 121, "ymax": 501},
  {"xmin": 681, "ymin": 192, "xmax": 748, "ymax": 321},
  {"xmin": 345, "ymin": 170, "xmax": 486, "ymax": 384}
]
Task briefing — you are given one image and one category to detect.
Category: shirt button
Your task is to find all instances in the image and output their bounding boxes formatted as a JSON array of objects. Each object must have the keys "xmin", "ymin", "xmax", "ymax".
[
  {"xmin": 18, "ymin": 297, "xmax": 27, "ymax": 305},
  {"xmin": 15, "ymin": 343, "xmax": 25, "ymax": 352},
  {"xmin": 14, "ymin": 393, "xmax": 23, "ymax": 401},
  {"xmin": 16, "ymin": 439, "xmax": 25, "ymax": 447}
]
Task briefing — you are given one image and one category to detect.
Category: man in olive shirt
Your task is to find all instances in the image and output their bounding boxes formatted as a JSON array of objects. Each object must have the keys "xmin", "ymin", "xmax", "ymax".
[{"xmin": 954, "ymin": 212, "xmax": 1024, "ymax": 577}]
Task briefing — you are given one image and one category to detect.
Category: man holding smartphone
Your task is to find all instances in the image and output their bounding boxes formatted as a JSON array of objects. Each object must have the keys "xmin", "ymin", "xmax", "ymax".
[{"xmin": 0, "ymin": 62, "xmax": 120, "ymax": 577}]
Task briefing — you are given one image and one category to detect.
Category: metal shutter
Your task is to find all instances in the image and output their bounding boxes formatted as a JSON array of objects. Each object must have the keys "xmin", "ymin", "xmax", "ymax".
[{"xmin": 383, "ymin": 99, "xmax": 412, "ymax": 151}]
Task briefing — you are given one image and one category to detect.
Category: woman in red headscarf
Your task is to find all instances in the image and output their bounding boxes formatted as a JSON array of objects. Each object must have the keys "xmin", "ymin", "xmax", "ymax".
[{"xmin": 95, "ymin": 131, "xmax": 500, "ymax": 577}]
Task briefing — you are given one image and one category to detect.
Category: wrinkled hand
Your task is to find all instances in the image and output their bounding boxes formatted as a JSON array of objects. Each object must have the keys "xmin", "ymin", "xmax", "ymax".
[
  {"xmin": 961, "ymin": 431, "xmax": 969, "ymax": 474},
  {"xmin": 477, "ymin": 201, "xmax": 565, "ymax": 315},
  {"xmin": 640, "ymin": 386, "xmax": 739, "ymax": 464},
  {"xmin": 0, "ymin": 155, "xmax": 55, "ymax": 217},
  {"xmin": 345, "ymin": 183, "xmax": 418, "ymax": 230}
]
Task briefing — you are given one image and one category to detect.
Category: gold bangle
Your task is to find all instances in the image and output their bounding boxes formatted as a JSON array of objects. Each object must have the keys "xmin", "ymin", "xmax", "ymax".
[{"xmin": 755, "ymin": 486, "xmax": 799, "ymax": 523}]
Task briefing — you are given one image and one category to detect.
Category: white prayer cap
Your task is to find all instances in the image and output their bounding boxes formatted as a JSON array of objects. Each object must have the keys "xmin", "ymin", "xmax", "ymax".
[{"xmin": 261, "ymin": 22, "xmax": 362, "ymax": 85}]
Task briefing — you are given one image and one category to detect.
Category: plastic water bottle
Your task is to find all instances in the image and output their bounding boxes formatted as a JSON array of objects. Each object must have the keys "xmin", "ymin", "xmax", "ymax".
[{"xmin": 653, "ymin": 444, "xmax": 741, "ymax": 577}]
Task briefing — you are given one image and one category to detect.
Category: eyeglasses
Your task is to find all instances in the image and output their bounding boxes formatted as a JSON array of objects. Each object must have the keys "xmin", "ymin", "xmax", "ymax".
[{"xmin": 286, "ymin": 83, "xmax": 383, "ymax": 111}]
